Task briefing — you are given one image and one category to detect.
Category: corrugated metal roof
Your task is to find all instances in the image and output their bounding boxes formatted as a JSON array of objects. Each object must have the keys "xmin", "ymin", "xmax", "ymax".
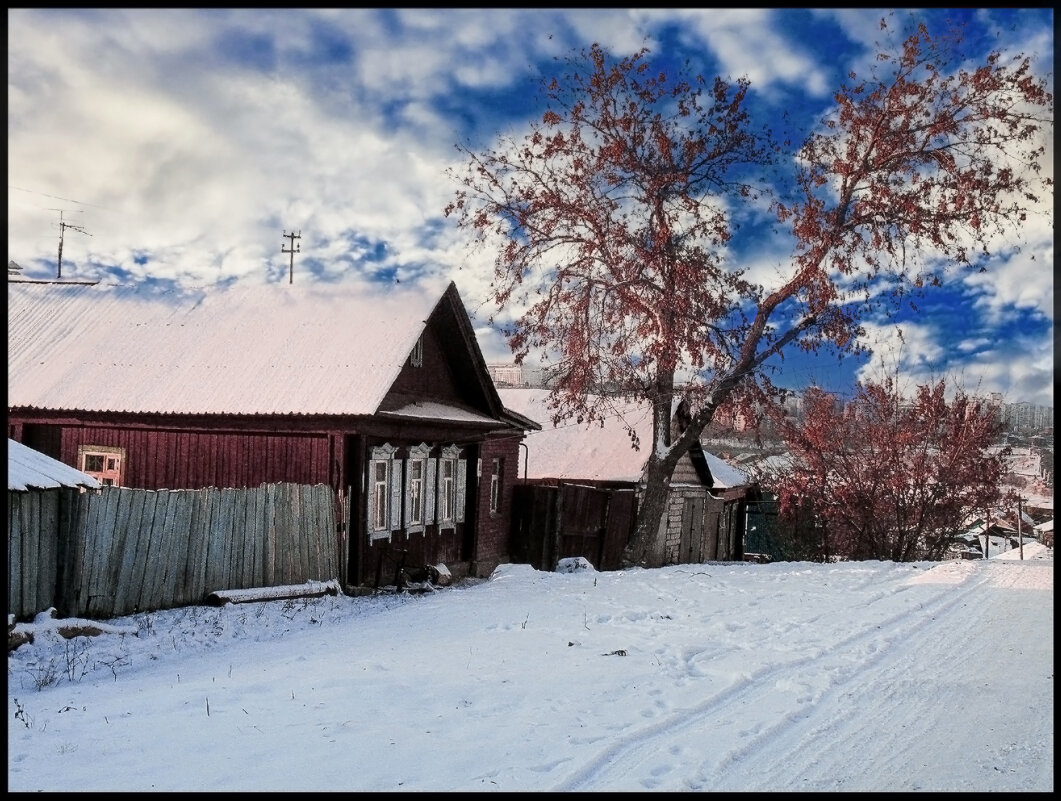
[
  {"xmin": 497, "ymin": 388, "xmax": 751, "ymax": 487},
  {"xmin": 8, "ymin": 438, "xmax": 101, "ymax": 491},
  {"xmin": 8, "ymin": 279, "xmax": 449, "ymax": 416}
]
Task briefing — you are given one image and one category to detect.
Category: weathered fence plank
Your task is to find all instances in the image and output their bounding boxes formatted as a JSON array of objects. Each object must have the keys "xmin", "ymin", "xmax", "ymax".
[
  {"xmin": 135, "ymin": 490, "xmax": 168, "ymax": 615},
  {"xmin": 9, "ymin": 483, "xmax": 338, "ymax": 620},
  {"xmin": 9, "ymin": 494, "xmax": 26, "ymax": 618}
]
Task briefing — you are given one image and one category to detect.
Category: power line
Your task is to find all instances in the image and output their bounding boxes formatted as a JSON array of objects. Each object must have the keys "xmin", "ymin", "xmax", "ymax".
[{"xmin": 10, "ymin": 185, "xmax": 117, "ymax": 213}]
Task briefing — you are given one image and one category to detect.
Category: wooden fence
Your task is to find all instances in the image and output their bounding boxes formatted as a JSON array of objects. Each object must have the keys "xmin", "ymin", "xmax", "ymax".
[
  {"xmin": 511, "ymin": 483, "xmax": 635, "ymax": 571},
  {"xmin": 8, "ymin": 483, "xmax": 339, "ymax": 621}
]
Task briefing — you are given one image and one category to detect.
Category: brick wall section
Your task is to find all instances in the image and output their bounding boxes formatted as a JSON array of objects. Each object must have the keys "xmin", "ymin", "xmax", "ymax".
[
  {"xmin": 663, "ymin": 491, "xmax": 686, "ymax": 563},
  {"xmin": 472, "ymin": 435, "xmax": 524, "ymax": 576}
]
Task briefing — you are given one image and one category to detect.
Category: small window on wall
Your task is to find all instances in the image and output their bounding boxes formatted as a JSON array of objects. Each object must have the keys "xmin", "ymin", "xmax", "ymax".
[
  {"xmin": 367, "ymin": 444, "xmax": 401, "ymax": 541},
  {"xmin": 489, "ymin": 457, "xmax": 504, "ymax": 514},
  {"xmin": 78, "ymin": 445, "xmax": 125, "ymax": 487},
  {"xmin": 436, "ymin": 444, "xmax": 466, "ymax": 530}
]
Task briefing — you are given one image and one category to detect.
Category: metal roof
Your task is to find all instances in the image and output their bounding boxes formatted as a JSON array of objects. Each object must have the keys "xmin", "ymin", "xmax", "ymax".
[
  {"xmin": 497, "ymin": 388, "xmax": 751, "ymax": 487},
  {"xmin": 8, "ymin": 438, "xmax": 101, "ymax": 491},
  {"xmin": 8, "ymin": 279, "xmax": 450, "ymax": 417}
]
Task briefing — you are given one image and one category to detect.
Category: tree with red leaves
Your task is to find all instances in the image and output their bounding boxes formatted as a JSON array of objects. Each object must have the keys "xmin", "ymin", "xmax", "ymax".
[
  {"xmin": 445, "ymin": 20, "xmax": 1052, "ymax": 567},
  {"xmin": 765, "ymin": 378, "xmax": 1010, "ymax": 561}
]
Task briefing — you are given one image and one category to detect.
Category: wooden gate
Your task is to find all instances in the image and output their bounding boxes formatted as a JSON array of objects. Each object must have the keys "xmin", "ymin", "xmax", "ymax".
[
  {"xmin": 679, "ymin": 496, "xmax": 706, "ymax": 563},
  {"xmin": 511, "ymin": 483, "xmax": 636, "ymax": 571}
]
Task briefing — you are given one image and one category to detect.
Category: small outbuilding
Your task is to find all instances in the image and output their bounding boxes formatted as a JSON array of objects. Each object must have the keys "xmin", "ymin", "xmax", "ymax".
[{"xmin": 498, "ymin": 388, "xmax": 758, "ymax": 570}]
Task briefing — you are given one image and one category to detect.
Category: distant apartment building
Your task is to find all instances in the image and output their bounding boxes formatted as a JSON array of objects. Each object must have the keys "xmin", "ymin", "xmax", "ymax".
[
  {"xmin": 487, "ymin": 363, "xmax": 524, "ymax": 387},
  {"xmin": 1001, "ymin": 401, "xmax": 1053, "ymax": 432}
]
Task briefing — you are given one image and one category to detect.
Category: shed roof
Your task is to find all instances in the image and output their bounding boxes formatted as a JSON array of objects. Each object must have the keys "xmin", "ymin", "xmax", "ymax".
[
  {"xmin": 7, "ymin": 279, "xmax": 485, "ymax": 418},
  {"xmin": 497, "ymin": 388, "xmax": 751, "ymax": 488},
  {"xmin": 8, "ymin": 438, "xmax": 101, "ymax": 491}
]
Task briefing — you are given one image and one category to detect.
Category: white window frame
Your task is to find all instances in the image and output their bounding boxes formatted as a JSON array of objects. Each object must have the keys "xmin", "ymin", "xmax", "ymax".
[
  {"xmin": 437, "ymin": 445, "xmax": 466, "ymax": 530},
  {"xmin": 404, "ymin": 443, "xmax": 431, "ymax": 535},
  {"xmin": 367, "ymin": 443, "xmax": 399, "ymax": 541},
  {"xmin": 78, "ymin": 444, "xmax": 125, "ymax": 487}
]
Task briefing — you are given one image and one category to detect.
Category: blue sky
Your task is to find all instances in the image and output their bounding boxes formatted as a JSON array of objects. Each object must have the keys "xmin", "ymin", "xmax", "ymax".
[{"xmin": 7, "ymin": 8, "xmax": 1054, "ymax": 407}]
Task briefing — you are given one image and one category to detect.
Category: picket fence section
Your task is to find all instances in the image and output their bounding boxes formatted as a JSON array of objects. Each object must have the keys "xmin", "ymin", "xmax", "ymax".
[{"xmin": 9, "ymin": 482, "xmax": 338, "ymax": 620}]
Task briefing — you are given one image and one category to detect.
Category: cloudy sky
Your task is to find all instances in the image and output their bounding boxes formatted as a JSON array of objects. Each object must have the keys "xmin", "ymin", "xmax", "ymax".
[{"xmin": 7, "ymin": 8, "xmax": 1054, "ymax": 407}]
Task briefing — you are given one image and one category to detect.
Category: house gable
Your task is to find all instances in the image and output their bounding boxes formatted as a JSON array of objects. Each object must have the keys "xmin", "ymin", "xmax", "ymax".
[{"xmin": 374, "ymin": 283, "xmax": 533, "ymax": 434}]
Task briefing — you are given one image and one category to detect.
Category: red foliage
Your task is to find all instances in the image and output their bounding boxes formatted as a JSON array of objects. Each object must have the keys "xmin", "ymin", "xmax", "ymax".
[
  {"xmin": 445, "ymin": 24, "xmax": 1052, "ymax": 566},
  {"xmin": 766, "ymin": 378, "xmax": 1010, "ymax": 561}
]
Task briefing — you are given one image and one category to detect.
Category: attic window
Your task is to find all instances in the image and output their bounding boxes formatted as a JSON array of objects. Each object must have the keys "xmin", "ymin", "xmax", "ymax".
[{"xmin": 409, "ymin": 334, "xmax": 423, "ymax": 368}]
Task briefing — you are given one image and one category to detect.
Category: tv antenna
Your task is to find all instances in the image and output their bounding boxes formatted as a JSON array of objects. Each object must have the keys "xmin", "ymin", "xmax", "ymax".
[
  {"xmin": 48, "ymin": 208, "xmax": 91, "ymax": 279},
  {"xmin": 282, "ymin": 229, "xmax": 301, "ymax": 284}
]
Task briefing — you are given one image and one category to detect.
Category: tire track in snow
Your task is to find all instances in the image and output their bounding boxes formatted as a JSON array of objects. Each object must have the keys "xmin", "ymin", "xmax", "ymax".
[{"xmin": 552, "ymin": 562, "xmax": 1005, "ymax": 791}]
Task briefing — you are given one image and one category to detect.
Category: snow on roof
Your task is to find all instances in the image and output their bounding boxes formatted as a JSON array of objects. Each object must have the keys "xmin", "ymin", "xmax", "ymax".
[
  {"xmin": 8, "ymin": 279, "xmax": 450, "ymax": 417},
  {"xmin": 498, "ymin": 388, "xmax": 650, "ymax": 481},
  {"xmin": 8, "ymin": 438, "xmax": 101, "ymax": 491},
  {"xmin": 702, "ymin": 450, "xmax": 749, "ymax": 489},
  {"xmin": 497, "ymin": 388, "xmax": 750, "ymax": 487},
  {"xmin": 379, "ymin": 401, "xmax": 500, "ymax": 425}
]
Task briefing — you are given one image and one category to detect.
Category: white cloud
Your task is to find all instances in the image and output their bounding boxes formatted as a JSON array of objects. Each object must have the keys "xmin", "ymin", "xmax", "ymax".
[{"xmin": 6, "ymin": 8, "xmax": 1052, "ymax": 408}]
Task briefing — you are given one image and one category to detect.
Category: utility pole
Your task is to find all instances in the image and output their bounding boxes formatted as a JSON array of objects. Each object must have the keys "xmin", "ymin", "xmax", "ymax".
[
  {"xmin": 49, "ymin": 209, "xmax": 91, "ymax": 279},
  {"xmin": 282, "ymin": 229, "xmax": 301, "ymax": 284}
]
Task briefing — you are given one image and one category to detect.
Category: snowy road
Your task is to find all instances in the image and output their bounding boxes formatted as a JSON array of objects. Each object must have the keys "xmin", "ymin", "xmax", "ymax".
[
  {"xmin": 554, "ymin": 556, "xmax": 1054, "ymax": 792},
  {"xmin": 7, "ymin": 548, "xmax": 1053, "ymax": 792}
]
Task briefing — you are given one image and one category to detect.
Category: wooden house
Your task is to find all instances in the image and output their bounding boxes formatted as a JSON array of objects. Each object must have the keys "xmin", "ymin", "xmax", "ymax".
[
  {"xmin": 497, "ymin": 387, "xmax": 758, "ymax": 570},
  {"xmin": 8, "ymin": 279, "xmax": 539, "ymax": 590}
]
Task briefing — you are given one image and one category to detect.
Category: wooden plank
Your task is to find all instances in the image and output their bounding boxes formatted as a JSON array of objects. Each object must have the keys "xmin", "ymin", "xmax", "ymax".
[
  {"xmin": 19, "ymin": 492, "xmax": 39, "ymax": 617},
  {"xmin": 187, "ymin": 487, "xmax": 215, "ymax": 603},
  {"xmin": 71, "ymin": 490, "xmax": 100, "ymax": 617},
  {"xmin": 87, "ymin": 487, "xmax": 123, "ymax": 617},
  {"xmin": 136, "ymin": 490, "xmax": 169, "ymax": 614},
  {"xmin": 218, "ymin": 488, "xmax": 239, "ymax": 590},
  {"xmin": 165, "ymin": 489, "xmax": 195, "ymax": 608},
  {"xmin": 246, "ymin": 485, "xmax": 262, "ymax": 587},
  {"xmin": 287, "ymin": 483, "xmax": 303, "ymax": 584},
  {"xmin": 305, "ymin": 485, "xmax": 322, "ymax": 579},
  {"xmin": 263, "ymin": 483, "xmax": 279, "ymax": 586},
  {"xmin": 9, "ymin": 493, "xmax": 25, "ymax": 618},
  {"xmin": 203, "ymin": 488, "xmax": 228, "ymax": 594},
  {"xmin": 112, "ymin": 488, "xmax": 150, "ymax": 616},
  {"xmin": 318, "ymin": 485, "xmax": 338, "ymax": 578},
  {"xmin": 36, "ymin": 491, "xmax": 60, "ymax": 615}
]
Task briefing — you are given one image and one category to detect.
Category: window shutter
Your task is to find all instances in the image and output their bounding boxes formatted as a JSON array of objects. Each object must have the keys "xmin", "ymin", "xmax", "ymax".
[
  {"xmin": 424, "ymin": 458, "xmax": 437, "ymax": 525},
  {"xmin": 455, "ymin": 458, "xmax": 467, "ymax": 523},
  {"xmin": 403, "ymin": 458, "xmax": 412, "ymax": 529},
  {"xmin": 365, "ymin": 461, "xmax": 376, "ymax": 532}
]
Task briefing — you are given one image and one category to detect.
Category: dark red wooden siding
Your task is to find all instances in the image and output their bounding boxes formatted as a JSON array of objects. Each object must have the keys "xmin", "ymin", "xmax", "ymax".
[{"xmin": 55, "ymin": 427, "xmax": 331, "ymax": 490}]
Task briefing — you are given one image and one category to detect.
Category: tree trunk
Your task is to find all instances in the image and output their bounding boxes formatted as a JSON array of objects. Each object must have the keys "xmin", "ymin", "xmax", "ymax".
[
  {"xmin": 622, "ymin": 396, "xmax": 723, "ymax": 568},
  {"xmin": 623, "ymin": 456, "xmax": 673, "ymax": 567}
]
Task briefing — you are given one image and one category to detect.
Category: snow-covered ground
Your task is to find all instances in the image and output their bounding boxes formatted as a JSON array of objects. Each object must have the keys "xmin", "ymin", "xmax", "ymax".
[{"xmin": 7, "ymin": 545, "xmax": 1053, "ymax": 792}]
